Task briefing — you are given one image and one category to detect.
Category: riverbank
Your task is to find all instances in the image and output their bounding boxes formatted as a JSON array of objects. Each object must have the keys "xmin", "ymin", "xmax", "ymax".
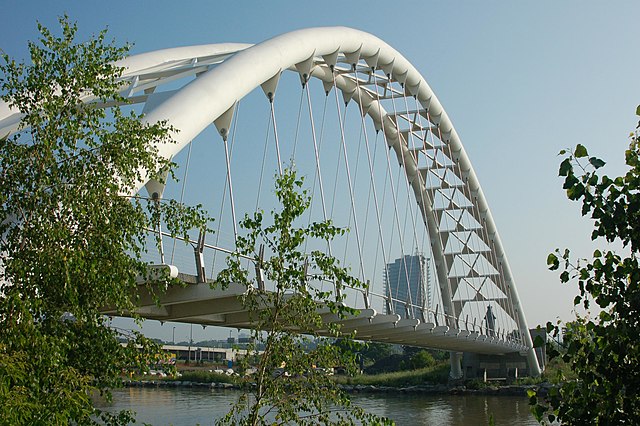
[{"xmin": 122, "ymin": 378, "xmax": 540, "ymax": 397}]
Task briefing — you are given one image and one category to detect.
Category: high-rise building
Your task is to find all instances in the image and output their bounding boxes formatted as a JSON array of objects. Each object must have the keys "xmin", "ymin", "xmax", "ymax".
[{"xmin": 384, "ymin": 254, "xmax": 429, "ymax": 318}]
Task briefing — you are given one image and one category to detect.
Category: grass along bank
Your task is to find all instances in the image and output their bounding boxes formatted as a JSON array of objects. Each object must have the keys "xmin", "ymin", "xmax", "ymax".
[
  {"xmin": 130, "ymin": 357, "xmax": 572, "ymax": 391},
  {"xmin": 333, "ymin": 362, "xmax": 450, "ymax": 387}
]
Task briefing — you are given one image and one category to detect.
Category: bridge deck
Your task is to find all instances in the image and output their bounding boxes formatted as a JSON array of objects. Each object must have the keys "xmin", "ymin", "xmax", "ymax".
[{"xmin": 103, "ymin": 268, "xmax": 528, "ymax": 356}]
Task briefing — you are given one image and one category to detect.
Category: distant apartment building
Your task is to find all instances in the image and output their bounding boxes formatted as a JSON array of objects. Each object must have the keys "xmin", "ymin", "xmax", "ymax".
[{"xmin": 384, "ymin": 254, "xmax": 429, "ymax": 318}]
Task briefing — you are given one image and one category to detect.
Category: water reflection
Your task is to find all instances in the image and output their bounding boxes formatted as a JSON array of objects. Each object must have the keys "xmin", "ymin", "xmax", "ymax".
[
  {"xmin": 98, "ymin": 387, "xmax": 538, "ymax": 425},
  {"xmin": 354, "ymin": 393, "xmax": 537, "ymax": 425}
]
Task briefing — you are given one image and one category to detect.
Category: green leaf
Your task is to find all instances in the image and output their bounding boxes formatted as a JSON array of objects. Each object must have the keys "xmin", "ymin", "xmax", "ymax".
[
  {"xmin": 579, "ymin": 268, "xmax": 589, "ymax": 280},
  {"xmin": 546, "ymin": 321, "xmax": 555, "ymax": 333},
  {"xmin": 559, "ymin": 158, "xmax": 572, "ymax": 177},
  {"xmin": 589, "ymin": 157, "xmax": 606, "ymax": 169},
  {"xmin": 599, "ymin": 311, "xmax": 612, "ymax": 322},
  {"xmin": 547, "ymin": 253, "xmax": 560, "ymax": 270},
  {"xmin": 533, "ymin": 335, "xmax": 545, "ymax": 348},
  {"xmin": 533, "ymin": 405, "xmax": 546, "ymax": 421},
  {"xmin": 563, "ymin": 173, "xmax": 579, "ymax": 189},
  {"xmin": 567, "ymin": 183, "xmax": 585, "ymax": 200},
  {"xmin": 635, "ymin": 104, "xmax": 640, "ymax": 116},
  {"xmin": 574, "ymin": 144, "xmax": 588, "ymax": 158}
]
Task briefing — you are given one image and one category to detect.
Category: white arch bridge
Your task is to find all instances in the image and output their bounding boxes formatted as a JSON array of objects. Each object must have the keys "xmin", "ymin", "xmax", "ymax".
[{"xmin": 0, "ymin": 27, "xmax": 541, "ymax": 377}]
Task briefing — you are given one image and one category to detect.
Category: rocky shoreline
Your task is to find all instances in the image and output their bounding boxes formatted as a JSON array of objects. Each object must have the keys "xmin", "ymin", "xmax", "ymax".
[{"xmin": 123, "ymin": 380, "xmax": 541, "ymax": 397}]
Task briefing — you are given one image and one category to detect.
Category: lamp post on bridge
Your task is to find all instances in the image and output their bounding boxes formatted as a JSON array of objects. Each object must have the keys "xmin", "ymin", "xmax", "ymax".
[
  {"xmin": 172, "ymin": 326, "xmax": 175, "ymax": 345},
  {"xmin": 188, "ymin": 324, "xmax": 193, "ymax": 363}
]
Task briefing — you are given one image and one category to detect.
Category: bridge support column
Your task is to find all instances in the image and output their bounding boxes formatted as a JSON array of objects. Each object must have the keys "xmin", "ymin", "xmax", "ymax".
[{"xmin": 449, "ymin": 351, "xmax": 463, "ymax": 379}]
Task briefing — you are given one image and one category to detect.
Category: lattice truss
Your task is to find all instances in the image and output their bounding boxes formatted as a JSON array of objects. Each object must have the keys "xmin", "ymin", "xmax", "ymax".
[{"xmin": 328, "ymin": 63, "xmax": 522, "ymax": 342}]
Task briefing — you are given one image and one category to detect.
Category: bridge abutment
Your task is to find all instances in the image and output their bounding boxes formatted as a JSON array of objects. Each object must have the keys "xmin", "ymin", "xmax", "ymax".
[{"xmin": 461, "ymin": 328, "xmax": 547, "ymax": 380}]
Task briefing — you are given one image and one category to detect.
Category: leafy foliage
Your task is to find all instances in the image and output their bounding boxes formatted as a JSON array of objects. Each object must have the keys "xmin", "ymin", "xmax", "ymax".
[
  {"xmin": 0, "ymin": 17, "xmax": 208, "ymax": 424},
  {"xmin": 334, "ymin": 363, "xmax": 450, "ymax": 387},
  {"xmin": 401, "ymin": 350, "xmax": 436, "ymax": 371},
  {"xmin": 215, "ymin": 168, "xmax": 391, "ymax": 425},
  {"xmin": 530, "ymin": 113, "xmax": 640, "ymax": 424},
  {"xmin": 333, "ymin": 339, "xmax": 398, "ymax": 370},
  {"xmin": 364, "ymin": 346, "xmax": 441, "ymax": 374},
  {"xmin": 361, "ymin": 342, "xmax": 397, "ymax": 365}
]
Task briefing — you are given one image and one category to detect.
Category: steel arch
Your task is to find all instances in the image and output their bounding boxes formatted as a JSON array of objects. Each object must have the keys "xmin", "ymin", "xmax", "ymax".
[{"xmin": 0, "ymin": 27, "xmax": 540, "ymax": 375}]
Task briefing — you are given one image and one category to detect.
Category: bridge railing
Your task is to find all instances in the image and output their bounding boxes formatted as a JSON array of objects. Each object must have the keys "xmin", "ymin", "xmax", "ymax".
[{"xmin": 140, "ymin": 229, "xmax": 524, "ymax": 347}]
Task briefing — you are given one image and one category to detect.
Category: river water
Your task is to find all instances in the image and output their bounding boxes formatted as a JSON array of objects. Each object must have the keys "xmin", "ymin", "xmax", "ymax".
[{"xmin": 97, "ymin": 387, "xmax": 538, "ymax": 425}]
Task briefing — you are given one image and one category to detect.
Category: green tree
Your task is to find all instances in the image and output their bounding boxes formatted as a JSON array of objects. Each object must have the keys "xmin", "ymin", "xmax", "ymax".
[
  {"xmin": 0, "ymin": 18, "xmax": 208, "ymax": 424},
  {"xmin": 360, "ymin": 342, "xmax": 395, "ymax": 365},
  {"xmin": 529, "ymin": 110, "xmax": 640, "ymax": 424},
  {"xmin": 216, "ymin": 168, "xmax": 391, "ymax": 425},
  {"xmin": 406, "ymin": 350, "xmax": 435, "ymax": 370}
]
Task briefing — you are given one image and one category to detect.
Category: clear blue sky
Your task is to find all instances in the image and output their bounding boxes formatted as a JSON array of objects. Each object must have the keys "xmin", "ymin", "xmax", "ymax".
[{"xmin": 4, "ymin": 1, "xmax": 639, "ymax": 343}]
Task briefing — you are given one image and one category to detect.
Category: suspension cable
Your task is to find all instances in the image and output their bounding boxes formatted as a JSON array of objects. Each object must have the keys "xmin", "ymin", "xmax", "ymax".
[
  {"xmin": 341, "ymin": 119, "xmax": 365, "ymax": 268},
  {"xmin": 333, "ymin": 67, "xmax": 366, "ymax": 283},
  {"xmin": 256, "ymin": 105, "xmax": 272, "ymax": 212},
  {"xmin": 305, "ymin": 82, "xmax": 330, "ymax": 230},
  {"xmin": 305, "ymin": 93, "xmax": 329, "ymax": 245},
  {"xmin": 211, "ymin": 102, "xmax": 241, "ymax": 277},
  {"xmin": 223, "ymin": 139, "xmax": 237, "ymax": 243},
  {"xmin": 404, "ymin": 92, "xmax": 437, "ymax": 321},
  {"xmin": 382, "ymin": 80, "xmax": 418, "ymax": 319},
  {"xmin": 270, "ymin": 99, "xmax": 283, "ymax": 176},
  {"xmin": 291, "ymin": 86, "xmax": 305, "ymax": 163},
  {"xmin": 369, "ymin": 70, "xmax": 404, "ymax": 315},
  {"xmin": 170, "ymin": 139, "xmax": 194, "ymax": 265}
]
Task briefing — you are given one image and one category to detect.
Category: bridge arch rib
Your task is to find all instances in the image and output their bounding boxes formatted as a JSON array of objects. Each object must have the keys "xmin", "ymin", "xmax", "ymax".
[{"xmin": 0, "ymin": 27, "xmax": 541, "ymax": 376}]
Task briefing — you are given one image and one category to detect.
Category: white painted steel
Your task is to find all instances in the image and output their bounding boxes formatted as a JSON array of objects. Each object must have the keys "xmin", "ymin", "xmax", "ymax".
[
  {"xmin": 0, "ymin": 27, "xmax": 540, "ymax": 374},
  {"xmin": 119, "ymin": 277, "xmax": 523, "ymax": 355},
  {"xmin": 0, "ymin": 44, "xmax": 251, "ymax": 138}
]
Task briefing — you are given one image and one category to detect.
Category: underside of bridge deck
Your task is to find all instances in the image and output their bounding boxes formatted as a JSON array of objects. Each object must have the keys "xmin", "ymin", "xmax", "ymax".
[{"xmin": 102, "ymin": 270, "xmax": 529, "ymax": 357}]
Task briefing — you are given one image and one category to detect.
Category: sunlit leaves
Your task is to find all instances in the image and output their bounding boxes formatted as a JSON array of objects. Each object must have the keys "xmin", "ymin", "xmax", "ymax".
[
  {"xmin": 533, "ymin": 118, "xmax": 640, "ymax": 424},
  {"xmin": 573, "ymin": 144, "xmax": 588, "ymax": 158},
  {"xmin": 216, "ymin": 168, "xmax": 390, "ymax": 426},
  {"xmin": 0, "ymin": 17, "xmax": 208, "ymax": 425}
]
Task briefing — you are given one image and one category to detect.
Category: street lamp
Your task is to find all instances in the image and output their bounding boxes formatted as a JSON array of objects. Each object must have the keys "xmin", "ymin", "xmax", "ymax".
[
  {"xmin": 188, "ymin": 324, "xmax": 193, "ymax": 363},
  {"xmin": 172, "ymin": 326, "xmax": 176, "ymax": 345}
]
